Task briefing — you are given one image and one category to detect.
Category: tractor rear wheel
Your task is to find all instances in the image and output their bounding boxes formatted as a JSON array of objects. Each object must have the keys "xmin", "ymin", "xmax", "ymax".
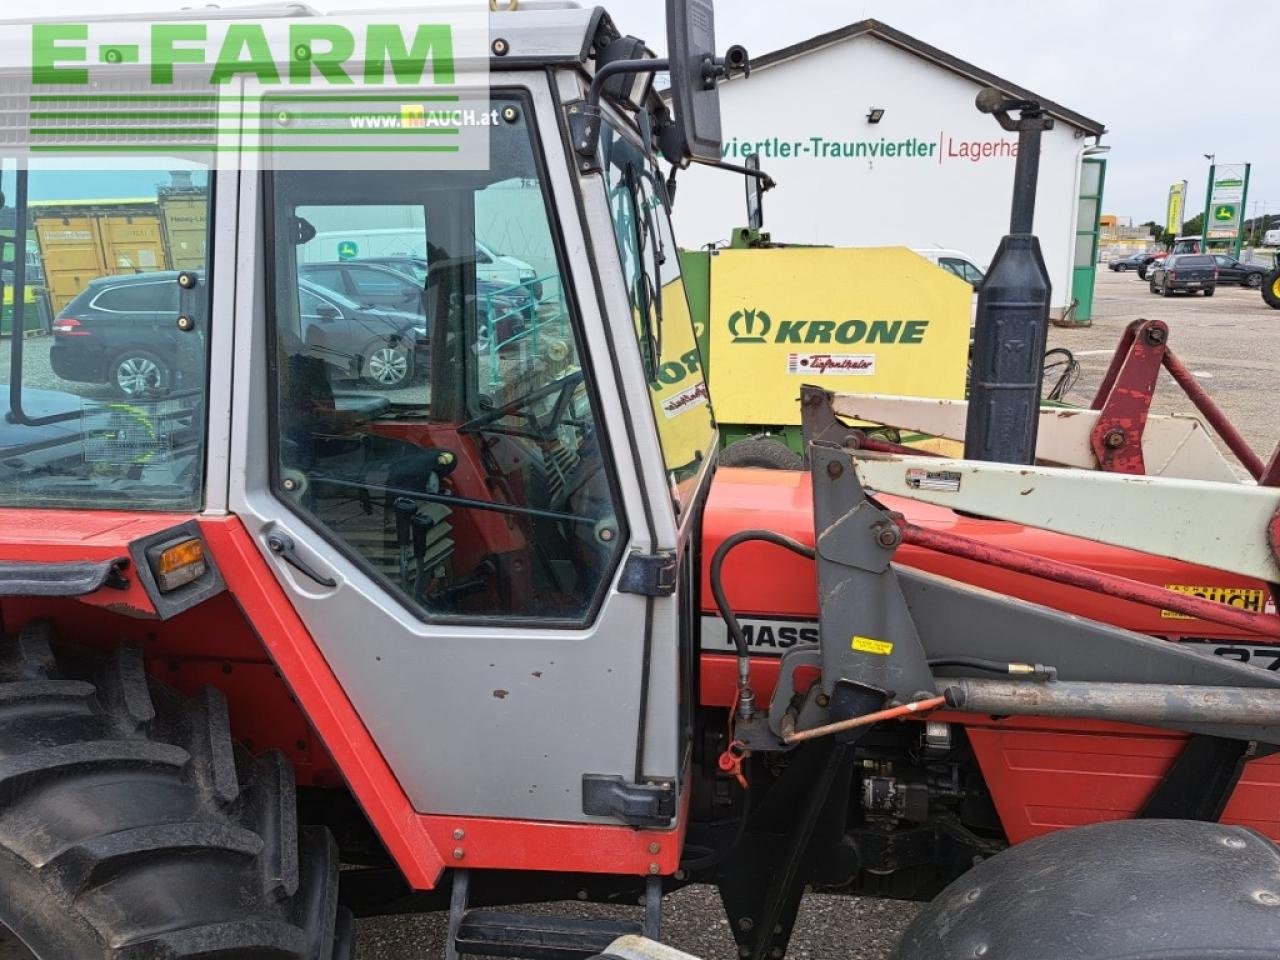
[
  {"xmin": 1264, "ymin": 269, "xmax": 1280, "ymax": 309},
  {"xmin": 719, "ymin": 436, "xmax": 804, "ymax": 470},
  {"xmin": 0, "ymin": 620, "xmax": 348, "ymax": 960}
]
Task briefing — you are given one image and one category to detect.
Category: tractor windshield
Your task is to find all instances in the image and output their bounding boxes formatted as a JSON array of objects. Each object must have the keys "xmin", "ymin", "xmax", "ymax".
[
  {"xmin": 601, "ymin": 121, "xmax": 715, "ymax": 511},
  {"xmin": 0, "ymin": 159, "xmax": 213, "ymax": 511}
]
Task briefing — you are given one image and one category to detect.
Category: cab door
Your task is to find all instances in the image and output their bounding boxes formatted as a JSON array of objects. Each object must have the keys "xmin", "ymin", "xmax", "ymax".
[{"xmin": 227, "ymin": 82, "xmax": 679, "ymax": 826}]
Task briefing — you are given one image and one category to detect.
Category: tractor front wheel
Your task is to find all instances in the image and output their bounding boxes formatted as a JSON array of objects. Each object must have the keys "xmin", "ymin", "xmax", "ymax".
[
  {"xmin": 1264, "ymin": 270, "xmax": 1280, "ymax": 310},
  {"xmin": 0, "ymin": 621, "xmax": 349, "ymax": 960}
]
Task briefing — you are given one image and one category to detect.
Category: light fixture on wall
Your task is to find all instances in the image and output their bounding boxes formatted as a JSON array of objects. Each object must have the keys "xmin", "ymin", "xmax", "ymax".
[{"xmin": 866, "ymin": 107, "xmax": 885, "ymax": 124}]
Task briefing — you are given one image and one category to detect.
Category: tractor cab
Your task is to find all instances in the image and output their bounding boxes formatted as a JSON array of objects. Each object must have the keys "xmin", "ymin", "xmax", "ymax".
[{"xmin": 0, "ymin": 0, "xmax": 742, "ymax": 838}]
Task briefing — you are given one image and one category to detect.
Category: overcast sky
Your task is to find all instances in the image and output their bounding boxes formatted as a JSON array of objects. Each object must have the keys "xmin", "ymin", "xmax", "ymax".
[{"xmin": 21, "ymin": 0, "xmax": 1278, "ymax": 227}]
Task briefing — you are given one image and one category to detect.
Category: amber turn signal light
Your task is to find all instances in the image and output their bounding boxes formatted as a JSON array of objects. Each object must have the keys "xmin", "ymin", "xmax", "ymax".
[{"xmin": 148, "ymin": 537, "xmax": 207, "ymax": 592}]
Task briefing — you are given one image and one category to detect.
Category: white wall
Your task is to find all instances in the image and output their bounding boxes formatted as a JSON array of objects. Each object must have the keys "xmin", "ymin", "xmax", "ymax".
[{"xmin": 672, "ymin": 36, "xmax": 1092, "ymax": 315}]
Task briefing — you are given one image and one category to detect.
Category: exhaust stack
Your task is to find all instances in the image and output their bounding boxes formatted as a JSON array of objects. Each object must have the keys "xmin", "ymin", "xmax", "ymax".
[{"xmin": 963, "ymin": 88, "xmax": 1055, "ymax": 464}]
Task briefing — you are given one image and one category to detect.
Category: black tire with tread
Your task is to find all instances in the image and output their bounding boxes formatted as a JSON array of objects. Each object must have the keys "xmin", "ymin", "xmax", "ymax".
[
  {"xmin": 719, "ymin": 436, "xmax": 804, "ymax": 470},
  {"xmin": 1264, "ymin": 269, "xmax": 1280, "ymax": 309},
  {"xmin": 0, "ymin": 620, "xmax": 348, "ymax": 960}
]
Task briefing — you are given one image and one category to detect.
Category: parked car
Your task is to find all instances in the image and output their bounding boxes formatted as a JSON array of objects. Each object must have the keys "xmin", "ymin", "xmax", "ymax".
[
  {"xmin": 1109, "ymin": 253, "xmax": 1151, "ymax": 272},
  {"xmin": 362, "ymin": 253, "xmax": 543, "ymax": 304},
  {"xmin": 912, "ymin": 248, "xmax": 984, "ymax": 332},
  {"xmin": 912, "ymin": 248, "xmax": 986, "ymax": 288},
  {"xmin": 1148, "ymin": 254, "xmax": 1218, "ymax": 297},
  {"xmin": 1211, "ymin": 255, "xmax": 1268, "ymax": 288},
  {"xmin": 476, "ymin": 240, "xmax": 542, "ymax": 296},
  {"xmin": 300, "ymin": 259, "xmax": 537, "ymax": 348},
  {"xmin": 50, "ymin": 271, "xmax": 425, "ymax": 397},
  {"xmin": 1136, "ymin": 252, "xmax": 1166, "ymax": 281},
  {"xmin": 295, "ymin": 279, "xmax": 426, "ymax": 389},
  {"xmin": 50, "ymin": 272, "xmax": 208, "ymax": 399},
  {"xmin": 302, "ymin": 230, "xmax": 541, "ymax": 295}
]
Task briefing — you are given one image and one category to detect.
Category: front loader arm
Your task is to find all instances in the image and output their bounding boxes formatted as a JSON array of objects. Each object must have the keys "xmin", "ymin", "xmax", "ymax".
[
  {"xmin": 724, "ymin": 440, "xmax": 1280, "ymax": 755},
  {"xmin": 851, "ymin": 451, "xmax": 1280, "ymax": 585}
]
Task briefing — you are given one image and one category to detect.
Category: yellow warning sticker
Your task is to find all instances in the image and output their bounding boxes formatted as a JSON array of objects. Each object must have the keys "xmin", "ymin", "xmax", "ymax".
[
  {"xmin": 852, "ymin": 636, "xmax": 894, "ymax": 656},
  {"xmin": 1161, "ymin": 584, "xmax": 1267, "ymax": 620}
]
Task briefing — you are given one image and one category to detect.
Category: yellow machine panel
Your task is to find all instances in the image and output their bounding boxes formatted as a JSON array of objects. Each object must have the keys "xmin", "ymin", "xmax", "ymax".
[
  {"xmin": 648, "ymin": 275, "xmax": 714, "ymax": 481},
  {"xmin": 707, "ymin": 247, "xmax": 970, "ymax": 425}
]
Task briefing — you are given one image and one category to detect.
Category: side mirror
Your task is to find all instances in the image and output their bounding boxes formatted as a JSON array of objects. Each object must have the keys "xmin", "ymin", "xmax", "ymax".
[
  {"xmin": 316, "ymin": 304, "xmax": 340, "ymax": 322},
  {"xmin": 665, "ymin": 0, "xmax": 747, "ymax": 164}
]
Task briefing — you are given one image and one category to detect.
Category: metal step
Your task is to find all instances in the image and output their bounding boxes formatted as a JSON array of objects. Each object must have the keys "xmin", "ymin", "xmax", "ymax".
[
  {"xmin": 446, "ymin": 871, "xmax": 661, "ymax": 960},
  {"xmin": 454, "ymin": 909, "xmax": 642, "ymax": 960}
]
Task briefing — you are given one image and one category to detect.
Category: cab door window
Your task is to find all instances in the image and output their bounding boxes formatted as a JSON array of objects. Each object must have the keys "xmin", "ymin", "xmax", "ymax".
[{"xmin": 267, "ymin": 95, "xmax": 624, "ymax": 623}]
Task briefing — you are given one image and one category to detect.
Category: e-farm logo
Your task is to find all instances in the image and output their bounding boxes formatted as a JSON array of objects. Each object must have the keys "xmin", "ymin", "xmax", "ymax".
[
  {"xmin": 727, "ymin": 309, "xmax": 930, "ymax": 346},
  {"xmin": 31, "ymin": 22, "xmax": 457, "ymax": 88},
  {"xmin": 7, "ymin": 7, "xmax": 491, "ymax": 170}
]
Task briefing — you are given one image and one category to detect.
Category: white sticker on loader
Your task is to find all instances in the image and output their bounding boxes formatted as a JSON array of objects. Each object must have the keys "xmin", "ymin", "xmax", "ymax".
[{"xmin": 786, "ymin": 353, "xmax": 875, "ymax": 375}]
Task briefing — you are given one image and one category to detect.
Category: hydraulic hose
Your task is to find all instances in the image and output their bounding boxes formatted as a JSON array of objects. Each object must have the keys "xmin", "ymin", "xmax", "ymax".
[
  {"xmin": 927, "ymin": 657, "xmax": 1057, "ymax": 680},
  {"xmin": 709, "ymin": 530, "xmax": 816, "ymax": 719}
]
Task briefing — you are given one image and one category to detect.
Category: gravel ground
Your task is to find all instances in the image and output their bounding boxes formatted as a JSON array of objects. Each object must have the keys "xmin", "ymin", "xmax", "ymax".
[{"xmin": 352, "ymin": 887, "xmax": 922, "ymax": 960}]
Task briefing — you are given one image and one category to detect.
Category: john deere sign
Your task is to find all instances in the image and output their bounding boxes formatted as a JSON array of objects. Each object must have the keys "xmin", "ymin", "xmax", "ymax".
[
  {"xmin": 707, "ymin": 247, "xmax": 969, "ymax": 426},
  {"xmin": 1202, "ymin": 163, "xmax": 1251, "ymax": 252}
]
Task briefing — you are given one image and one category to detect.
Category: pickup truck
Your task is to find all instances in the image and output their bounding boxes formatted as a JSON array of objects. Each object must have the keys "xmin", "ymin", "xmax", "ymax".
[{"xmin": 1148, "ymin": 254, "xmax": 1218, "ymax": 296}]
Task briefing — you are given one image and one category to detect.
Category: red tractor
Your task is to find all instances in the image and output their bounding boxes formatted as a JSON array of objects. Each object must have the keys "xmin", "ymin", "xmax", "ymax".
[{"xmin": 0, "ymin": 3, "xmax": 1278, "ymax": 959}]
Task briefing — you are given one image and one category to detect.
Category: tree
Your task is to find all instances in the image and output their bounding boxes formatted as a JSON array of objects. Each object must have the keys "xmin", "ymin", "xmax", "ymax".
[
  {"xmin": 1140, "ymin": 220, "xmax": 1171, "ymax": 245},
  {"xmin": 1180, "ymin": 212, "xmax": 1204, "ymax": 237}
]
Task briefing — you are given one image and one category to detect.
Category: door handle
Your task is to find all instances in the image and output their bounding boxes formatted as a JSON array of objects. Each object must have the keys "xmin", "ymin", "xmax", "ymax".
[{"xmin": 266, "ymin": 533, "xmax": 337, "ymax": 588}]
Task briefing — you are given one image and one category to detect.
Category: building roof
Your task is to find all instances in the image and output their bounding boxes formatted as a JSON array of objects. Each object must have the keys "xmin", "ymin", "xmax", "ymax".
[{"xmin": 740, "ymin": 19, "xmax": 1105, "ymax": 137}]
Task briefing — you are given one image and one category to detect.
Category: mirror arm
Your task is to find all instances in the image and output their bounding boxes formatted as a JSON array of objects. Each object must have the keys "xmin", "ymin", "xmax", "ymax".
[
  {"xmin": 569, "ymin": 58, "xmax": 670, "ymax": 168},
  {"xmin": 690, "ymin": 156, "xmax": 776, "ymax": 190}
]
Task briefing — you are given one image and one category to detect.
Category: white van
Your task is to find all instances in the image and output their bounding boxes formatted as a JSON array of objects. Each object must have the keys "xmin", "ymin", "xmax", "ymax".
[
  {"xmin": 911, "ymin": 248, "xmax": 987, "ymax": 289},
  {"xmin": 912, "ymin": 248, "xmax": 985, "ymax": 330}
]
